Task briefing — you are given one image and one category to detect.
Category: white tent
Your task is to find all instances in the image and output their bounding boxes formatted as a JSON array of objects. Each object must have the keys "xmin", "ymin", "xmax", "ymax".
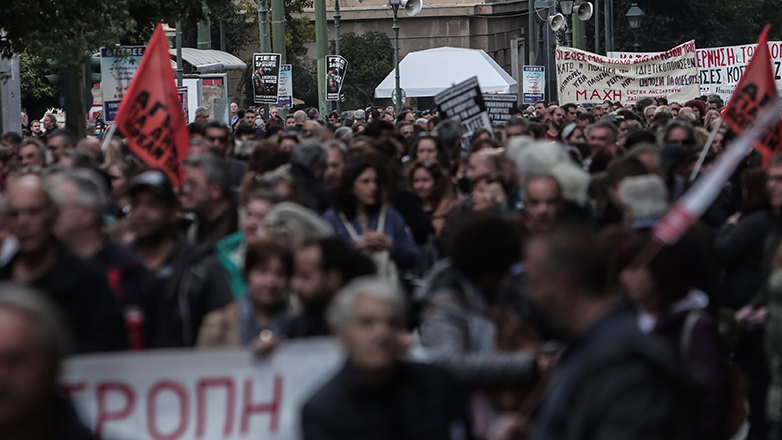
[{"xmin": 374, "ymin": 47, "xmax": 518, "ymax": 98}]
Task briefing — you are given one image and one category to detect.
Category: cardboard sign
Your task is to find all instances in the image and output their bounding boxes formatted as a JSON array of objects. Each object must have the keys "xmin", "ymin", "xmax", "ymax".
[
  {"xmin": 483, "ymin": 94, "xmax": 517, "ymax": 125},
  {"xmin": 522, "ymin": 66, "xmax": 545, "ymax": 104},
  {"xmin": 253, "ymin": 54, "xmax": 282, "ymax": 104},
  {"xmin": 100, "ymin": 46, "xmax": 146, "ymax": 122},
  {"xmin": 326, "ymin": 56, "xmax": 348, "ymax": 101},
  {"xmin": 61, "ymin": 339, "xmax": 344, "ymax": 440},
  {"xmin": 114, "ymin": 24, "xmax": 189, "ymax": 188},
  {"xmin": 556, "ymin": 41, "xmax": 699, "ymax": 104},
  {"xmin": 435, "ymin": 76, "xmax": 493, "ymax": 152}
]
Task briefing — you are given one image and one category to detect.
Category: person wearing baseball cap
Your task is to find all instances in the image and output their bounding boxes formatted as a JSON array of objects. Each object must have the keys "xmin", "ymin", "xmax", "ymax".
[{"xmin": 129, "ymin": 169, "xmax": 232, "ymax": 347}]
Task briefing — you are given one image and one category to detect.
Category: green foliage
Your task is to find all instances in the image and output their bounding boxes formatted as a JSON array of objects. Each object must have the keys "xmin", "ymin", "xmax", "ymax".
[
  {"xmin": 329, "ymin": 31, "xmax": 393, "ymax": 109},
  {"xmin": 210, "ymin": 2, "xmax": 257, "ymax": 54},
  {"xmin": 236, "ymin": 0, "xmax": 315, "ymax": 57},
  {"xmin": 291, "ymin": 56, "xmax": 319, "ymax": 107},
  {"xmin": 19, "ymin": 51, "xmax": 56, "ymax": 101}
]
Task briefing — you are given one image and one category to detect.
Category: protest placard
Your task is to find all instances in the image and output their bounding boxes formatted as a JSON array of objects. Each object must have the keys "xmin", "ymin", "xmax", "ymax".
[
  {"xmin": 483, "ymin": 94, "xmax": 517, "ymax": 125},
  {"xmin": 61, "ymin": 339, "xmax": 344, "ymax": 440},
  {"xmin": 556, "ymin": 41, "xmax": 699, "ymax": 104},
  {"xmin": 100, "ymin": 46, "xmax": 146, "ymax": 122},
  {"xmin": 523, "ymin": 66, "xmax": 545, "ymax": 104},
  {"xmin": 610, "ymin": 41, "xmax": 782, "ymax": 103},
  {"xmin": 326, "ymin": 56, "xmax": 348, "ymax": 101},
  {"xmin": 114, "ymin": 24, "xmax": 189, "ymax": 188},
  {"xmin": 435, "ymin": 76, "xmax": 493, "ymax": 151},
  {"xmin": 253, "ymin": 54, "xmax": 282, "ymax": 104}
]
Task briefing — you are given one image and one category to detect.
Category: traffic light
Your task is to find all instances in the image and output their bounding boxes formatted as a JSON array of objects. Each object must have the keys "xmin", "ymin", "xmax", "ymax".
[{"xmin": 84, "ymin": 55, "xmax": 101, "ymax": 109}]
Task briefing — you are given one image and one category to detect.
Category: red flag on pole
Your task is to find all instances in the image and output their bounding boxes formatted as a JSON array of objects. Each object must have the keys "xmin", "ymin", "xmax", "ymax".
[
  {"xmin": 114, "ymin": 23, "xmax": 189, "ymax": 187},
  {"xmin": 722, "ymin": 24, "xmax": 782, "ymax": 165}
]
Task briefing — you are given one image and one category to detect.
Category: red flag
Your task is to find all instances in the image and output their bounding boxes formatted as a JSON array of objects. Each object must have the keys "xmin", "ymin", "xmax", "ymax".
[
  {"xmin": 722, "ymin": 24, "xmax": 782, "ymax": 165},
  {"xmin": 115, "ymin": 23, "xmax": 189, "ymax": 187}
]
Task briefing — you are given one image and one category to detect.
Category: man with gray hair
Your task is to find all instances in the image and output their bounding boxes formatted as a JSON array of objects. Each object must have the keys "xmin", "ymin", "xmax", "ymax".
[
  {"xmin": 181, "ymin": 154, "xmax": 238, "ymax": 245},
  {"xmin": 0, "ymin": 283, "xmax": 99, "ymax": 439},
  {"xmin": 17, "ymin": 139, "xmax": 47, "ymax": 168},
  {"xmin": 618, "ymin": 174, "xmax": 670, "ymax": 228},
  {"xmin": 323, "ymin": 140, "xmax": 347, "ymax": 189},
  {"xmin": 291, "ymin": 139, "xmax": 332, "ymax": 214},
  {"xmin": 49, "ymin": 169, "xmax": 158, "ymax": 342},
  {"xmin": 0, "ymin": 173, "xmax": 127, "ymax": 352},
  {"xmin": 194, "ymin": 106, "xmax": 210, "ymax": 124},
  {"xmin": 302, "ymin": 277, "xmax": 471, "ymax": 439}
]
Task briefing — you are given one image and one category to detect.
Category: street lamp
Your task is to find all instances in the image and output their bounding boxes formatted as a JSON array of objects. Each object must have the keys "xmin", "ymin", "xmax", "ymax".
[
  {"xmin": 334, "ymin": 0, "xmax": 342, "ymax": 113},
  {"xmin": 625, "ymin": 3, "xmax": 644, "ymax": 51},
  {"xmin": 388, "ymin": 0, "xmax": 421, "ymax": 113}
]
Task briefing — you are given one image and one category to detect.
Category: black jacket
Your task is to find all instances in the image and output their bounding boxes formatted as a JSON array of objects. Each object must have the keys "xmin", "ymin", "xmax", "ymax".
[
  {"xmin": 302, "ymin": 361, "xmax": 473, "ymax": 440},
  {"xmin": 53, "ymin": 395, "xmax": 98, "ymax": 440},
  {"xmin": 714, "ymin": 208, "xmax": 774, "ymax": 308},
  {"xmin": 291, "ymin": 164, "xmax": 332, "ymax": 215},
  {"xmin": 0, "ymin": 242, "xmax": 127, "ymax": 353},
  {"xmin": 144, "ymin": 238, "xmax": 233, "ymax": 348}
]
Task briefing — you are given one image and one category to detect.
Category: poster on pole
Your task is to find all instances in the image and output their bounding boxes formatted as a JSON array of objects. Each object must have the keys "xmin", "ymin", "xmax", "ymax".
[
  {"xmin": 177, "ymin": 86, "xmax": 189, "ymax": 122},
  {"xmin": 522, "ymin": 66, "xmax": 545, "ymax": 104},
  {"xmin": 483, "ymin": 94, "xmax": 517, "ymax": 125},
  {"xmin": 253, "ymin": 53, "xmax": 282, "ymax": 104},
  {"xmin": 61, "ymin": 339, "xmax": 344, "ymax": 440},
  {"xmin": 609, "ymin": 41, "xmax": 782, "ymax": 103},
  {"xmin": 277, "ymin": 64, "xmax": 293, "ymax": 108},
  {"xmin": 326, "ymin": 55, "xmax": 348, "ymax": 101},
  {"xmin": 435, "ymin": 76, "xmax": 492, "ymax": 151},
  {"xmin": 100, "ymin": 46, "xmax": 146, "ymax": 122},
  {"xmin": 556, "ymin": 40, "xmax": 699, "ymax": 104}
]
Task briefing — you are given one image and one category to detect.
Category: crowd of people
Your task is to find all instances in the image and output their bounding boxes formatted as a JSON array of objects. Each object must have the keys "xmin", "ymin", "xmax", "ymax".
[{"xmin": 0, "ymin": 92, "xmax": 778, "ymax": 440}]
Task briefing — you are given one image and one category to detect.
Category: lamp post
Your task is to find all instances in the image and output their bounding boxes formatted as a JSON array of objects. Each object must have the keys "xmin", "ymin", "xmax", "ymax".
[
  {"xmin": 559, "ymin": 0, "xmax": 573, "ymax": 47},
  {"xmin": 390, "ymin": 0, "xmax": 402, "ymax": 113},
  {"xmin": 626, "ymin": 3, "xmax": 644, "ymax": 51},
  {"xmin": 334, "ymin": 0, "xmax": 342, "ymax": 113}
]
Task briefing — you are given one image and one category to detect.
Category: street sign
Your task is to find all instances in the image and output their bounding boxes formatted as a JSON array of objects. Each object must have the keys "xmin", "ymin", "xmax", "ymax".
[
  {"xmin": 522, "ymin": 65, "xmax": 545, "ymax": 104},
  {"xmin": 100, "ymin": 46, "xmax": 146, "ymax": 122}
]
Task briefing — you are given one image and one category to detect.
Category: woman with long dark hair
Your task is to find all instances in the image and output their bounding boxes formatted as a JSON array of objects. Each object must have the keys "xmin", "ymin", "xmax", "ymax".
[
  {"xmin": 322, "ymin": 159, "xmax": 418, "ymax": 271},
  {"xmin": 406, "ymin": 159, "xmax": 456, "ymax": 236}
]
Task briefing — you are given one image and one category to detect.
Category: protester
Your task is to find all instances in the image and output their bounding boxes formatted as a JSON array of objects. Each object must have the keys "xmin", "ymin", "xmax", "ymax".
[
  {"xmin": 290, "ymin": 139, "xmax": 332, "ymax": 214},
  {"xmin": 322, "ymin": 160, "xmax": 418, "ymax": 272},
  {"xmin": 181, "ymin": 154, "xmax": 238, "ymax": 245},
  {"xmin": 526, "ymin": 228, "xmax": 699, "ymax": 439},
  {"xmin": 287, "ymin": 237, "xmax": 376, "ymax": 339},
  {"xmin": 302, "ymin": 277, "xmax": 472, "ymax": 440},
  {"xmin": 197, "ymin": 237, "xmax": 293, "ymax": 348},
  {"xmin": 17, "ymin": 139, "xmax": 47, "ymax": 168},
  {"xmin": 407, "ymin": 159, "xmax": 456, "ymax": 236},
  {"xmin": 0, "ymin": 284, "xmax": 98, "ymax": 440},
  {"xmin": 0, "ymin": 173, "xmax": 127, "ymax": 352},
  {"xmin": 128, "ymin": 170, "xmax": 232, "ymax": 347}
]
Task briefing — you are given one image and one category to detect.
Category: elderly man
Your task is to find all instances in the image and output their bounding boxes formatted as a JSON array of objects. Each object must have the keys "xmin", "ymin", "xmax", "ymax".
[
  {"xmin": 0, "ymin": 285, "xmax": 98, "ymax": 440},
  {"xmin": 524, "ymin": 175, "xmax": 565, "ymax": 235},
  {"xmin": 302, "ymin": 277, "xmax": 471, "ymax": 440},
  {"xmin": 17, "ymin": 139, "xmax": 47, "ymax": 168},
  {"xmin": 42, "ymin": 114, "xmax": 58, "ymax": 132},
  {"xmin": 181, "ymin": 154, "xmax": 238, "ymax": 245},
  {"xmin": 0, "ymin": 174, "xmax": 126, "ymax": 352},
  {"xmin": 194, "ymin": 106, "xmax": 210, "ymax": 124},
  {"xmin": 323, "ymin": 140, "xmax": 347, "ymax": 189}
]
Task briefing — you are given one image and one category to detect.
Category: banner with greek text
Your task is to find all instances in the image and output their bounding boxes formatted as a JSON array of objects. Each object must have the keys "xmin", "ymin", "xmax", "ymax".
[
  {"xmin": 483, "ymin": 94, "xmax": 517, "ymax": 125},
  {"xmin": 253, "ymin": 54, "xmax": 282, "ymax": 104},
  {"xmin": 610, "ymin": 41, "xmax": 782, "ymax": 103},
  {"xmin": 61, "ymin": 339, "xmax": 343, "ymax": 440},
  {"xmin": 556, "ymin": 41, "xmax": 699, "ymax": 104}
]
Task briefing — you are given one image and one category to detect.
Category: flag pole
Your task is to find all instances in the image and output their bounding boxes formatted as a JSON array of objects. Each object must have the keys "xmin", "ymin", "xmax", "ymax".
[{"xmin": 689, "ymin": 122, "xmax": 723, "ymax": 183}]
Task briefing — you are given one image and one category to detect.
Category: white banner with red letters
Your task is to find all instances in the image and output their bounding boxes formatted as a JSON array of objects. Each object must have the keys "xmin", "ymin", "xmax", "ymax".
[
  {"xmin": 60, "ymin": 339, "xmax": 343, "ymax": 440},
  {"xmin": 556, "ymin": 41, "xmax": 699, "ymax": 104}
]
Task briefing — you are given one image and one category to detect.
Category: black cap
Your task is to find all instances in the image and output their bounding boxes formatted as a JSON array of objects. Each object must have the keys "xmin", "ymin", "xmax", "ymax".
[{"xmin": 129, "ymin": 170, "xmax": 178, "ymax": 204}]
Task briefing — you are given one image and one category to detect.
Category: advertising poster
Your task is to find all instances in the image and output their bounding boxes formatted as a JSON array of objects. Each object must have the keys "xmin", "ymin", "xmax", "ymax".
[
  {"xmin": 100, "ymin": 46, "xmax": 146, "ymax": 122},
  {"xmin": 326, "ymin": 55, "xmax": 348, "ymax": 101},
  {"xmin": 522, "ymin": 66, "xmax": 545, "ymax": 104},
  {"xmin": 277, "ymin": 64, "xmax": 293, "ymax": 108},
  {"xmin": 253, "ymin": 53, "xmax": 282, "ymax": 104}
]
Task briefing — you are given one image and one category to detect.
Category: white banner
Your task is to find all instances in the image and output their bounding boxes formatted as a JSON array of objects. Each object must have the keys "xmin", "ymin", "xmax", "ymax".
[
  {"xmin": 60, "ymin": 339, "xmax": 343, "ymax": 440},
  {"xmin": 556, "ymin": 41, "xmax": 699, "ymax": 104},
  {"xmin": 609, "ymin": 41, "xmax": 782, "ymax": 103}
]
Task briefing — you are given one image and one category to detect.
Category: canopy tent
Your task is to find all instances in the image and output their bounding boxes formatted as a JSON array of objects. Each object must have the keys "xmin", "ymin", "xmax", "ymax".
[
  {"xmin": 167, "ymin": 48, "xmax": 247, "ymax": 74},
  {"xmin": 375, "ymin": 47, "xmax": 518, "ymax": 98}
]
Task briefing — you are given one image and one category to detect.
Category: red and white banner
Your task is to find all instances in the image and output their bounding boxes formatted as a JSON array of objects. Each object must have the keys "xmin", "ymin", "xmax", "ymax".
[{"xmin": 61, "ymin": 339, "xmax": 343, "ymax": 440}]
